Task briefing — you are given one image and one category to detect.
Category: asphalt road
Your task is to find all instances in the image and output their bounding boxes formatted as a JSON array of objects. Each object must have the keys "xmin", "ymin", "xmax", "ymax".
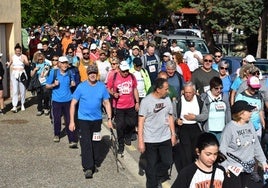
[{"xmin": 0, "ymin": 94, "xmax": 145, "ymax": 188}]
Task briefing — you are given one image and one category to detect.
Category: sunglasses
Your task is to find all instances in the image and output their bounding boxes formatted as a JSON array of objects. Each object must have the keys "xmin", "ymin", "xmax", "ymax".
[
  {"xmin": 253, "ymin": 71, "xmax": 260, "ymax": 75},
  {"xmin": 220, "ymin": 67, "xmax": 228, "ymax": 70},
  {"xmin": 111, "ymin": 63, "xmax": 118, "ymax": 65},
  {"xmin": 112, "ymin": 51, "xmax": 117, "ymax": 53},
  {"xmin": 68, "ymin": 51, "xmax": 73, "ymax": 54},
  {"xmin": 83, "ymin": 53, "xmax": 90, "ymax": 55},
  {"xmin": 121, "ymin": 70, "xmax": 129, "ymax": 73},
  {"xmin": 215, "ymin": 55, "xmax": 221, "ymax": 58},
  {"xmin": 52, "ymin": 59, "xmax": 58, "ymax": 61},
  {"xmin": 214, "ymin": 87, "xmax": 223, "ymax": 90},
  {"xmin": 204, "ymin": 59, "xmax": 213, "ymax": 63},
  {"xmin": 162, "ymin": 41, "xmax": 167, "ymax": 43}
]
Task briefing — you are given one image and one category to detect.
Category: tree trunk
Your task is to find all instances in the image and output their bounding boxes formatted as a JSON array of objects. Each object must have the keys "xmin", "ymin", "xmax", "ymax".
[
  {"xmin": 256, "ymin": 17, "xmax": 262, "ymax": 58},
  {"xmin": 199, "ymin": 12, "xmax": 216, "ymax": 54}
]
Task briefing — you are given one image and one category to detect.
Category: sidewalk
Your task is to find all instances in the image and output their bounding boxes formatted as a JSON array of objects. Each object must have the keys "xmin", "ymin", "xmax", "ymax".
[{"xmin": 0, "ymin": 93, "xmax": 145, "ymax": 188}]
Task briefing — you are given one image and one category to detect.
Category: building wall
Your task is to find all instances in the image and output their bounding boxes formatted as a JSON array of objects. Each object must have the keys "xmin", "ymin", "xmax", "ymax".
[{"xmin": 0, "ymin": 0, "xmax": 21, "ymax": 97}]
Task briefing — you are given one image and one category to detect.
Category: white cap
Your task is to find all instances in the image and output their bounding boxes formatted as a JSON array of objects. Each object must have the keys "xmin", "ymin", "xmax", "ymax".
[
  {"xmin": 59, "ymin": 56, "xmax": 69, "ymax": 63},
  {"xmin": 245, "ymin": 55, "xmax": 256, "ymax": 63},
  {"xmin": 119, "ymin": 61, "xmax": 130, "ymax": 71},
  {"xmin": 90, "ymin": 43, "xmax": 97, "ymax": 50},
  {"xmin": 163, "ymin": 52, "xmax": 171, "ymax": 57},
  {"xmin": 37, "ymin": 43, "xmax": 43, "ymax": 50}
]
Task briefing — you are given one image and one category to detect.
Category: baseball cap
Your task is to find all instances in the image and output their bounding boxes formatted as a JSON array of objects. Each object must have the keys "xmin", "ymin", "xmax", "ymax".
[
  {"xmin": 119, "ymin": 61, "xmax": 130, "ymax": 71},
  {"xmin": 247, "ymin": 76, "xmax": 261, "ymax": 89},
  {"xmin": 188, "ymin": 41, "xmax": 195, "ymax": 47},
  {"xmin": 133, "ymin": 58, "xmax": 142, "ymax": 66},
  {"xmin": 163, "ymin": 52, "xmax": 171, "ymax": 57},
  {"xmin": 231, "ymin": 100, "xmax": 255, "ymax": 114},
  {"xmin": 245, "ymin": 55, "xmax": 256, "ymax": 63},
  {"xmin": 132, "ymin": 45, "xmax": 140, "ymax": 50},
  {"xmin": 87, "ymin": 64, "xmax": 98, "ymax": 74},
  {"xmin": 90, "ymin": 43, "xmax": 97, "ymax": 50},
  {"xmin": 59, "ymin": 56, "xmax": 69, "ymax": 63}
]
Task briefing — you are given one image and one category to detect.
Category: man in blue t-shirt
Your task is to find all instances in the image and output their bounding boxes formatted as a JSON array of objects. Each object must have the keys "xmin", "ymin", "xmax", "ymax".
[{"xmin": 69, "ymin": 63, "xmax": 113, "ymax": 179}]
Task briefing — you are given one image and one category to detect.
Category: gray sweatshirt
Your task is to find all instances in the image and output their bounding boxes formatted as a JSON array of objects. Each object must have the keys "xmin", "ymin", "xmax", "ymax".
[{"xmin": 219, "ymin": 120, "xmax": 267, "ymax": 171}]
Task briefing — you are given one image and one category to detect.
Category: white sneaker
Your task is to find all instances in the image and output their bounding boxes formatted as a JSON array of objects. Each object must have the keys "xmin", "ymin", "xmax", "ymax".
[
  {"xmin": 21, "ymin": 105, "xmax": 25, "ymax": 111},
  {"xmin": 11, "ymin": 106, "xmax": 17, "ymax": 113}
]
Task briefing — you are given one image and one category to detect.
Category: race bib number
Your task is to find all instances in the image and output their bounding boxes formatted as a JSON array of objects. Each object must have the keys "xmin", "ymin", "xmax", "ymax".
[
  {"xmin": 203, "ymin": 85, "xmax": 210, "ymax": 93},
  {"xmin": 149, "ymin": 65, "xmax": 156, "ymax": 73},
  {"xmin": 228, "ymin": 165, "xmax": 243, "ymax": 176},
  {"xmin": 39, "ymin": 77, "xmax": 46, "ymax": 84},
  {"xmin": 215, "ymin": 103, "xmax": 225, "ymax": 111},
  {"xmin": 122, "ymin": 85, "xmax": 131, "ymax": 94},
  {"xmin": 92, "ymin": 132, "xmax": 102, "ymax": 141}
]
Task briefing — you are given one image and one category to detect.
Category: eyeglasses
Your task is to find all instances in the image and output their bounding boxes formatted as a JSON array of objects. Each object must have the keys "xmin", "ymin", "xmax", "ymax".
[
  {"xmin": 214, "ymin": 87, "xmax": 223, "ymax": 90},
  {"xmin": 204, "ymin": 59, "xmax": 213, "ymax": 63},
  {"xmin": 83, "ymin": 53, "xmax": 90, "ymax": 55},
  {"xmin": 52, "ymin": 59, "xmax": 58, "ymax": 61},
  {"xmin": 220, "ymin": 67, "xmax": 228, "ymax": 70}
]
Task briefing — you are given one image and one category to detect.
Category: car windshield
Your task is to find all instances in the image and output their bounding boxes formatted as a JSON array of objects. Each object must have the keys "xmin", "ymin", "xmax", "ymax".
[
  {"xmin": 254, "ymin": 63, "xmax": 268, "ymax": 77},
  {"xmin": 172, "ymin": 39, "xmax": 209, "ymax": 54}
]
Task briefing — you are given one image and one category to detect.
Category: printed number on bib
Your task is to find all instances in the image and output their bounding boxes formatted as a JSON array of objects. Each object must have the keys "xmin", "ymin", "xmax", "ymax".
[
  {"xmin": 228, "ymin": 165, "xmax": 242, "ymax": 176},
  {"xmin": 149, "ymin": 65, "xmax": 156, "ymax": 73},
  {"xmin": 92, "ymin": 132, "xmax": 102, "ymax": 141}
]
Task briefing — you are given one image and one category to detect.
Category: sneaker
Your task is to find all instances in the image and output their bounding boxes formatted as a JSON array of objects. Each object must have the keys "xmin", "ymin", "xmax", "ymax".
[
  {"xmin": 44, "ymin": 109, "xmax": 49, "ymax": 116},
  {"xmin": 124, "ymin": 138, "xmax": 131, "ymax": 146},
  {"xmin": 21, "ymin": 105, "xmax": 25, "ymax": 111},
  {"xmin": 36, "ymin": 111, "xmax": 43, "ymax": 116},
  {"xmin": 250, "ymin": 171, "xmax": 261, "ymax": 182},
  {"xmin": 84, "ymin": 169, "xmax": 93, "ymax": 179},
  {"xmin": 11, "ymin": 106, "xmax": 17, "ymax": 113},
  {"xmin": 118, "ymin": 145, "xmax": 124, "ymax": 155},
  {"xmin": 0, "ymin": 109, "xmax": 4, "ymax": 115},
  {"xmin": 69, "ymin": 142, "xmax": 78, "ymax": 149},
  {"xmin": 53, "ymin": 136, "xmax": 60, "ymax": 142}
]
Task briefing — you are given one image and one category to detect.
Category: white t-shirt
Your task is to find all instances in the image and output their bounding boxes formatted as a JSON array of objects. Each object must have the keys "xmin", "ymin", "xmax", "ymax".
[
  {"xmin": 96, "ymin": 60, "xmax": 111, "ymax": 82},
  {"xmin": 183, "ymin": 50, "xmax": 203, "ymax": 72},
  {"xmin": 132, "ymin": 71, "xmax": 146, "ymax": 98}
]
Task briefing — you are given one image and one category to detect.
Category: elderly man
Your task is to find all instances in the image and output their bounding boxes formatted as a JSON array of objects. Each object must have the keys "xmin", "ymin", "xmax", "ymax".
[
  {"xmin": 173, "ymin": 82, "xmax": 203, "ymax": 172},
  {"xmin": 106, "ymin": 61, "xmax": 139, "ymax": 154},
  {"xmin": 191, "ymin": 54, "xmax": 219, "ymax": 95}
]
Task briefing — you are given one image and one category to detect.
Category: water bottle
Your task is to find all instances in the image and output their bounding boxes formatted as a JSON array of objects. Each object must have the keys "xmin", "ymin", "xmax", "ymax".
[{"xmin": 263, "ymin": 170, "xmax": 268, "ymax": 185}]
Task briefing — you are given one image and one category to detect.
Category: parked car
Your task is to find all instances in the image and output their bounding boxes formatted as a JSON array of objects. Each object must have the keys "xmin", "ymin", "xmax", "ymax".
[
  {"xmin": 154, "ymin": 33, "xmax": 210, "ymax": 55},
  {"xmin": 173, "ymin": 29, "xmax": 202, "ymax": 38},
  {"xmin": 222, "ymin": 56, "xmax": 268, "ymax": 80}
]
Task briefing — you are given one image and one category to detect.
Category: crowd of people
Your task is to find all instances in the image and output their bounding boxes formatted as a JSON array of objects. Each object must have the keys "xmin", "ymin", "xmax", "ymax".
[{"xmin": 1, "ymin": 23, "xmax": 268, "ymax": 187}]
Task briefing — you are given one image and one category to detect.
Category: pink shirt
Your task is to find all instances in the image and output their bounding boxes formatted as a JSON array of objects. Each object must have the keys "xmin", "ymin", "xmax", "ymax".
[{"xmin": 107, "ymin": 72, "xmax": 137, "ymax": 109}]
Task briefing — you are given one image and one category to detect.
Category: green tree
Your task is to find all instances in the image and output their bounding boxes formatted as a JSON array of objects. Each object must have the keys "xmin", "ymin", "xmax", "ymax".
[{"xmin": 191, "ymin": 0, "xmax": 264, "ymax": 54}]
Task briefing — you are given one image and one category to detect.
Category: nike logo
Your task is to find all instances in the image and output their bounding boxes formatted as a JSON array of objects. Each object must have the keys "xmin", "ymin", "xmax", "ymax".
[{"xmin": 153, "ymin": 103, "xmax": 166, "ymax": 113}]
